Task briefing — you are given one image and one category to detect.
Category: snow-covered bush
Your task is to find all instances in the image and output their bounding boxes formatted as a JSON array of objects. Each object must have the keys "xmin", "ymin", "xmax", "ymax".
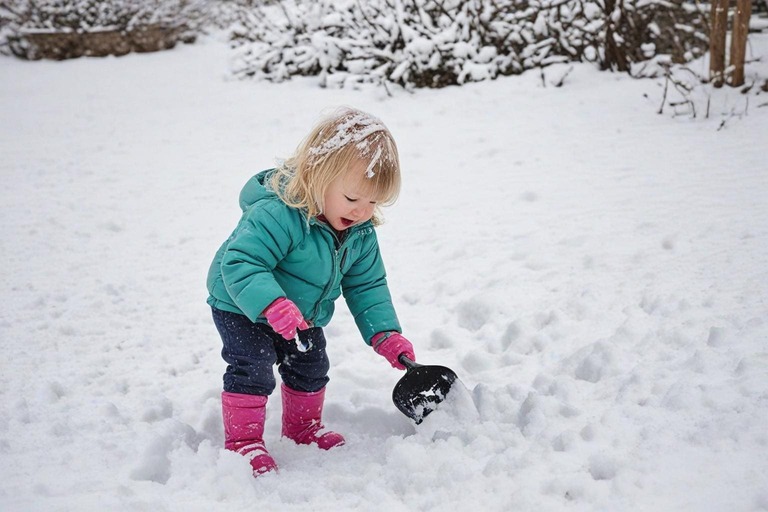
[
  {"xmin": 1, "ymin": 0, "xmax": 210, "ymax": 59},
  {"xmin": 227, "ymin": 0, "xmax": 709, "ymax": 89}
]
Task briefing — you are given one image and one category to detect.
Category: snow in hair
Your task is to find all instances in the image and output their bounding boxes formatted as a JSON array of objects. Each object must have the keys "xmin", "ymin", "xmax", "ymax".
[
  {"xmin": 269, "ymin": 107, "xmax": 401, "ymax": 226},
  {"xmin": 309, "ymin": 108, "xmax": 396, "ymax": 178}
]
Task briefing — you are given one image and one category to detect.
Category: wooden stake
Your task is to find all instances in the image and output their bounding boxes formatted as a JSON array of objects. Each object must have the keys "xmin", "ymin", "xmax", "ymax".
[
  {"xmin": 709, "ymin": 0, "xmax": 730, "ymax": 88},
  {"xmin": 729, "ymin": 0, "xmax": 752, "ymax": 87}
]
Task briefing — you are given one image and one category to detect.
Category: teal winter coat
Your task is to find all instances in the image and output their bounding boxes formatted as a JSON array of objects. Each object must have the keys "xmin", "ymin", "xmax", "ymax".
[{"xmin": 206, "ymin": 170, "xmax": 401, "ymax": 344}]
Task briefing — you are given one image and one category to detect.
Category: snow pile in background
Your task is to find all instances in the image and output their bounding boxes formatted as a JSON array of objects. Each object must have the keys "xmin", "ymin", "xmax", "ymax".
[{"xmin": 1, "ymin": 34, "xmax": 767, "ymax": 512}]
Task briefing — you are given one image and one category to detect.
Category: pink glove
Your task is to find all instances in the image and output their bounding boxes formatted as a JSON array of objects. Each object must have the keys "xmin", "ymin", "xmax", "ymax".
[
  {"xmin": 263, "ymin": 297, "xmax": 309, "ymax": 340},
  {"xmin": 371, "ymin": 332, "xmax": 415, "ymax": 371}
]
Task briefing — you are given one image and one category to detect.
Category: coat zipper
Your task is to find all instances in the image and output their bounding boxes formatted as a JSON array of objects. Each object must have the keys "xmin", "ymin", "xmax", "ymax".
[{"xmin": 308, "ymin": 229, "xmax": 351, "ymax": 322}]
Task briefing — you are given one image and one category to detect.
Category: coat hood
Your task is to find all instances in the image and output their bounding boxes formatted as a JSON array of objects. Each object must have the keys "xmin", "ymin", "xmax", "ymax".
[{"xmin": 238, "ymin": 170, "xmax": 275, "ymax": 212}]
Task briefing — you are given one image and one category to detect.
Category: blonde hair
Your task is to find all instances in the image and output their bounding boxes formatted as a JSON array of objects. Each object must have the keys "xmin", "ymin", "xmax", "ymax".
[{"xmin": 269, "ymin": 107, "xmax": 401, "ymax": 226}]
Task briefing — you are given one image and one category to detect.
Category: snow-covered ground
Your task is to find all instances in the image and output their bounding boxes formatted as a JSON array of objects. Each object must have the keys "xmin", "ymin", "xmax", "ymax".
[{"xmin": 1, "ymin": 33, "xmax": 767, "ymax": 512}]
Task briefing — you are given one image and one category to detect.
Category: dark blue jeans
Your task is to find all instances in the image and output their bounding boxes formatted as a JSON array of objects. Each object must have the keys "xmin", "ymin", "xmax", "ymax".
[{"xmin": 211, "ymin": 307, "xmax": 330, "ymax": 396}]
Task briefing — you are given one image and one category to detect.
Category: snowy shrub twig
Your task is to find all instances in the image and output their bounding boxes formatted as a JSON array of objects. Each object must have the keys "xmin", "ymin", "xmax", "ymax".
[{"xmin": 638, "ymin": 51, "xmax": 767, "ymax": 126}]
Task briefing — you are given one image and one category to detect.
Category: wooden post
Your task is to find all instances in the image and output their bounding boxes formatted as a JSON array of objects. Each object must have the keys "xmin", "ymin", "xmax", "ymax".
[
  {"xmin": 709, "ymin": 0, "xmax": 730, "ymax": 88},
  {"xmin": 729, "ymin": 0, "xmax": 752, "ymax": 86}
]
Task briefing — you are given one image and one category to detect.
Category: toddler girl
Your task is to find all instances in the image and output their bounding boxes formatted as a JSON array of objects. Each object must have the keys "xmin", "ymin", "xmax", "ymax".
[{"xmin": 206, "ymin": 107, "xmax": 416, "ymax": 476}]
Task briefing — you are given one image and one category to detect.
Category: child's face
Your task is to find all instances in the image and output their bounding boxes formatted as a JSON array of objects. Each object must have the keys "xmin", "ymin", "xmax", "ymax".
[{"xmin": 322, "ymin": 163, "xmax": 378, "ymax": 231}]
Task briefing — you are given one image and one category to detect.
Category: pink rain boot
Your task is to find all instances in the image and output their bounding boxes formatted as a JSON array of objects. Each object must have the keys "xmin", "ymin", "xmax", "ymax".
[
  {"xmin": 221, "ymin": 391, "xmax": 278, "ymax": 476},
  {"xmin": 281, "ymin": 384, "xmax": 345, "ymax": 450}
]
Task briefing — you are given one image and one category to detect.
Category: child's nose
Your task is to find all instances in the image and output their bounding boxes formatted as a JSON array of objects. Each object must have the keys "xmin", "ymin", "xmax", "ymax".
[{"xmin": 352, "ymin": 204, "xmax": 373, "ymax": 218}]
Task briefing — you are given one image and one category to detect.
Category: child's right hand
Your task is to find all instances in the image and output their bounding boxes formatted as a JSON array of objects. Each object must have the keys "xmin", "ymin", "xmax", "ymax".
[{"xmin": 263, "ymin": 297, "xmax": 309, "ymax": 340}]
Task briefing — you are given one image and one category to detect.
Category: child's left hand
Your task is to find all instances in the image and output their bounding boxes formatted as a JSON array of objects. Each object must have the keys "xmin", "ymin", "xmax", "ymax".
[{"xmin": 371, "ymin": 332, "xmax": 415, "ymax": 370}]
